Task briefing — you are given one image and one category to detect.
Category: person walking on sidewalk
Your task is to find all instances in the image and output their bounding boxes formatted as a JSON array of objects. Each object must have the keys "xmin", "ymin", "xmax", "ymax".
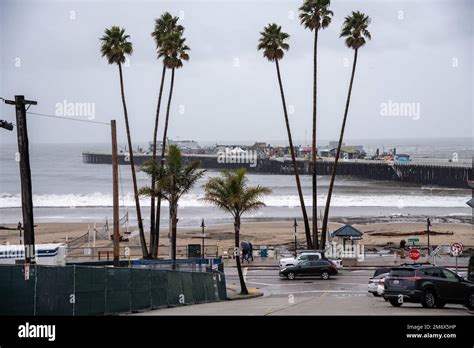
[{"xmin": 248, "ymin": 242, "xmax": 254, "ymax": 262}]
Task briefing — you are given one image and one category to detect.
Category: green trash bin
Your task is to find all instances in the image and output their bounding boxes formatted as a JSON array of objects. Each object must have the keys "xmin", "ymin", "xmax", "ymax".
[{"xmin": 188, "ymin": 244, "xmax": 202, "ymax": 258}]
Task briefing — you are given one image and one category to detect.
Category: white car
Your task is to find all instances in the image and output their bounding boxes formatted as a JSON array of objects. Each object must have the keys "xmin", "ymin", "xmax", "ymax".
[
  {"xmin": 368, "ymin": 272, "xmax": 389, "ymax": 297},
  {"xmin": 279, "ymin": 252, "xmax": 322, "ymax": 269}
]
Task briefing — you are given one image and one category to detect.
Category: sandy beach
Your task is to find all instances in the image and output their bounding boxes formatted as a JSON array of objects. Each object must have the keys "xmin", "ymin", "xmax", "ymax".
[{"xmin": 1, "ymin": 219, "xmax": 472, "ymax": 258}]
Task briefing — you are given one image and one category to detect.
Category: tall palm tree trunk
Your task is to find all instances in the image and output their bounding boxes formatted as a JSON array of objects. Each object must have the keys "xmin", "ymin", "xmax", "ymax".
[
  {"xmin": 234, "ymin": 217, "xmax": 248, "ymax": 295},
  {"xmin": 275, "ymin": 59, "xmax": 312, "ymax": 249},
  {"xmin": 169, "ymin": 197, "xmax": 177, "ymax": 264},
  {"xmin": 150, "ymin": 65, "xmax": 167, "ymax": 258},
  {"xmin": 312, "ymin": 30, "xmax": 319, "ymax": 250},
  {"xmin": 155, "ymin": 67, "xmax": 175, "ymax": 258},
  {"xmin": 118, "ymin": 62, "xmax": 149, "ymax": 258},
  {"xmin": 321, "ymin": 49, "xmax": 358, "ymax": 250}
]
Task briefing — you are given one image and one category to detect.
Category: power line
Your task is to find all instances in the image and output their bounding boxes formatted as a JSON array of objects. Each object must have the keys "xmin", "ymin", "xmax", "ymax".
[{"xmin": 26, "ymin": 111, "xmax": 110, "ymax": 126}]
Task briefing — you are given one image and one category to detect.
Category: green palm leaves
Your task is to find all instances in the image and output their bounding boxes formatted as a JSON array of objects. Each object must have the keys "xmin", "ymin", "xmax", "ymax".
[
  {"xmin": 140, "ymin": 145, "xmax": 205, "ymax": 202},
  {"xmin": 151, "ymin": 12, "xmax": 184, "ymax": 50},
  {"xmin": 299, "ymin": 0, "xmax": 333, "ymax": 31},
  {"xmin": 100, "ymin": 26, "xmax": 133, "ymax": 65},
  {"xmin": 203, "ymin": 168, "xmax": 271, "ymax": 219},
  {"xmin": 159, "ymin": 31, "xmax": 190, "ymax": 69},
  {"xmin": 257, "ymin": 23, "xmax": 290, "ymax": 62},
  {"xmin": 152, "ymin": 12, "xmax": 189, "ymax": 69},
  {"xmin": 340, "ymin": 11, "xmax": 372, "ymax": 50}
]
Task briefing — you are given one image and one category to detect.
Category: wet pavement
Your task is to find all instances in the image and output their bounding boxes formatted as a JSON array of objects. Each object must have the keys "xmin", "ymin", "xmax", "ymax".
[{"xmin": 137, "ymin": 268, "xmax": 473, "ymax": 316}]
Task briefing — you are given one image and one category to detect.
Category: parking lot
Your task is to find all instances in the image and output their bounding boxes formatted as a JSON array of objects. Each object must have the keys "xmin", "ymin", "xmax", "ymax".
[{"xmin": 138, "ymin": 268, "xmax": 473, "ymax": 315}]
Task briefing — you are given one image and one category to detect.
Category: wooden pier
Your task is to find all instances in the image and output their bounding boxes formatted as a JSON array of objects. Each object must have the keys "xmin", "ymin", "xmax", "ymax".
[{"xmin": 82, "ymin": 152, "xmax": 472, "ymax": 189}]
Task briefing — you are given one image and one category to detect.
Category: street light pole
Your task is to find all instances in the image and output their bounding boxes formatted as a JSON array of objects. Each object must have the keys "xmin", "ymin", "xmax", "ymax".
[
  {"xmin": 201, "ymin": 219, "xmax": 206, "ymax": 259},
  {"xmin": 293, "ymin": 219, "xmax": 298, "ymax": 257}
]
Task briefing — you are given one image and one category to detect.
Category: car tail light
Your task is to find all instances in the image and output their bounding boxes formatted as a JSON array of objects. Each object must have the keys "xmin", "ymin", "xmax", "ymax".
[
  {"xmin": 399, "ymin": 276, "xmax": 421, "ymax": 281},
  {"xmin": 378, "ymin": 280, "xmax": 384, "ymax": 285},
  {"xmin": 330, "ymin": 264, "xmax": 337, "ymax": 269}
]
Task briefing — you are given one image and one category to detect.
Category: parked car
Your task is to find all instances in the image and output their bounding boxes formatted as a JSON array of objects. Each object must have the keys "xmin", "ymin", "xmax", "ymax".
[
  {"xmin": 368, "ymin": 272, "xmax": 389, "ymax": 297},
  {"xmin": 373, "ymin": 267, "xmax": 393, "ymax": 278},
  {"xmin": 384, "ymin": 265, "xmax": 474, "ymax": 309},
  {"xmin": 279, "ymin": 252, "xmax": 322, "ymax": 269},
  {"xmin": 279, "ymin": 259, "xmax": 338, "ymax": 280}
]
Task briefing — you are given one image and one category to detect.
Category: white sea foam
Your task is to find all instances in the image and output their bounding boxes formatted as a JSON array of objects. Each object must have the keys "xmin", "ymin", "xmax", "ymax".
[{"xmin": 0, "ymin": 192, "xmax": 470, "ymax": 208}]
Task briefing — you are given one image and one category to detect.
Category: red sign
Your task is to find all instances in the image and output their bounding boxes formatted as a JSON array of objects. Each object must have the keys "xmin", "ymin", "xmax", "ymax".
[
  {"xmin": 409, "ymin": 249, "xmax": 420, "ymax": 261},
  {"xmin": 450, "ymin": 242, "xmax": 463, "ymax": 256}
]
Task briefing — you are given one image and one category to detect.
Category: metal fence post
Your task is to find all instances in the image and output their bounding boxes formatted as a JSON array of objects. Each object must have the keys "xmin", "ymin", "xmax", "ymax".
[
  {"xmin": 72, "ymin": 265, "xmax": 76, "ymax": 316},
  {"xmin": 33, "ymin": 265, "xmax": 37, "ymax": 316},
  {"xmin": 104, "ymin": 266, "xmax": 107, "ymax": 315}
]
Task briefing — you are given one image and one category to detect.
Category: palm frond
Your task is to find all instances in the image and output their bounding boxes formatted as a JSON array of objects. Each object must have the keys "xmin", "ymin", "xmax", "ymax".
[
  {"xmin": 100, "ymin": 26, "xmax": 133, "ymax": 65},
  {"xmin": 202, "ymin": 168, "xmax": 271, "ymax": 220},
  {"xmin": 339, "ymin": 11, "xmax": 371, "ymax": 50},
  {"xmin": 298, "ymin": 0, "xmax": 333, "ymax": 32},
  {"xmin": 258, "ymin": 23, "xmax": 290, "ymax": 62}
]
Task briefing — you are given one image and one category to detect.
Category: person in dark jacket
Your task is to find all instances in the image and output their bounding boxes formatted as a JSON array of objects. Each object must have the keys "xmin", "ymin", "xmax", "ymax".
[{"xmin": 248, "ymin": 242, "xmax": 254, "ymax": 261}]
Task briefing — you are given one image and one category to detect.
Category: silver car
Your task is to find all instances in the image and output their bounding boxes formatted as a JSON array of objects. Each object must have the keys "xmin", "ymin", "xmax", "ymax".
[{"xmin": 368, "ymin": 272, "xmax": 389, "ymax": 297}]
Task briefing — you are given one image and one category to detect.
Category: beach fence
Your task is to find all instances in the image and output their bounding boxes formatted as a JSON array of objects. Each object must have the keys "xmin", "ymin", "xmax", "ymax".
[
  {"xmin": 66, "ymin": 245, "xmax": 220, "ymax": 261},
  {"xmin": 0, "ymin": 264, "xmax": 227, "ymax": 315}
]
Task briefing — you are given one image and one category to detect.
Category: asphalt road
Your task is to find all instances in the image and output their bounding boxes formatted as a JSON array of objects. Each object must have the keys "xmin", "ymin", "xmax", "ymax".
[{"xmin": 137, "ymin": 268, "xmax": 473, "ymax": 316}]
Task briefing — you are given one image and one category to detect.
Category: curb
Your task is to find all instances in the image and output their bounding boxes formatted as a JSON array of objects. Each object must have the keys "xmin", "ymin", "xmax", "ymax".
[{"xmin": 226, "ymin": 292, "xmax": 264, "ymax": 301}]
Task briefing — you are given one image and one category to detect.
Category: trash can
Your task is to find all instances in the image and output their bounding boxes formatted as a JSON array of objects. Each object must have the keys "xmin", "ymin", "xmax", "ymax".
[
  {"xmin": 188, "ymin": 244, "xmax": 202, "ymax": 258},
  {"xmin": 260, "ymin": 246, "xmax": 268, "ymax": 257}
]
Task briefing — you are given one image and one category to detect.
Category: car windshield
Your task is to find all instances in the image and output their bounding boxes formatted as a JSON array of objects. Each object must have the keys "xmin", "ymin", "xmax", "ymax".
[{"xmin": 374, "ymin": 273, "xmax": 389, "ymax": 279}]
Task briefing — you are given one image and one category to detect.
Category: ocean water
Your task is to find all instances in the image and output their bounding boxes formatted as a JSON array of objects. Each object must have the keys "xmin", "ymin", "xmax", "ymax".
[{"xmin": 0, "ymin": 140, "xmax": 472, "ymax": 227}]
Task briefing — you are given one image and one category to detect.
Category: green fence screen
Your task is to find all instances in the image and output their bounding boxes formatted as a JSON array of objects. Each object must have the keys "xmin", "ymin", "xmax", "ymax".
[{"xmin": 0, "ymin": 264, "xmax": 226, "ymax": 316}]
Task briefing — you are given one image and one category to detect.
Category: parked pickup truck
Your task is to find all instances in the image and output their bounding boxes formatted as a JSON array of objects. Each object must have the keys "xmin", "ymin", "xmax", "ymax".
[{"xmin": 279, "ymin": 252, "xmax": 342, "ymax": 269}]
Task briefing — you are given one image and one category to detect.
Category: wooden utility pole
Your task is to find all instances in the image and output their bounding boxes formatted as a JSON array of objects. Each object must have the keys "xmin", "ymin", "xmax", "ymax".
[
  {"xmin": 111, "ymin": 120, "xmax": 120, "ymax": 267},
  {"xmin": 426, "ymin": 217, "xmax": 431, "ymax": 258},
  {"xmin": 6, "ymin": 96, "xmax": 37, "ymax": 264}
]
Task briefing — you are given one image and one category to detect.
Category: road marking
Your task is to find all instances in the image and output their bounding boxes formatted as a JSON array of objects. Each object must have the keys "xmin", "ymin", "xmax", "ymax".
[
  {"xmin": 245, "ymin": 280, "xmax": 365, "ymax": 287},
  {"xmin": 272, "ymin": 290, "xmax": 367, "ymax": 295}
]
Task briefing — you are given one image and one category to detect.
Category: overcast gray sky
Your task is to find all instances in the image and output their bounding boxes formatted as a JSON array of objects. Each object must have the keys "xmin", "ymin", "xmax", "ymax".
[{"xmin": 0, "ymin": 0, "xmax": 472, "ymax": 145}]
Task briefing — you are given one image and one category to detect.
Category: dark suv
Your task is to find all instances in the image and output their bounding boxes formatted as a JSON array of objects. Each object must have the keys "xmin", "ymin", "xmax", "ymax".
[
  {"xmin": 384, "ymin": 265, "xmax": 474, "ymax": 309},
  {"xmin": 279, "ymin": 259, "xmax": 337, "ymax": 280}
]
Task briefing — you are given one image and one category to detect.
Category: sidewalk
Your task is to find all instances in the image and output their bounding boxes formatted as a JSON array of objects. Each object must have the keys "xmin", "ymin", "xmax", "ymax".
[{"xmin": 226, "ymin": 284, "xmax": 263, "ymax": 300}]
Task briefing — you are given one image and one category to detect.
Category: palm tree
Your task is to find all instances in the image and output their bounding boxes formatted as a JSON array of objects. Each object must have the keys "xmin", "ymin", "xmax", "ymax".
[
  {"xmin": 140, "ymin": 145, "xmax": 204, "ymax": 263},
  {"xmin": 258, "ymin": 23, "xmax": 312, "ymax": 249},
  {"xmin": 154, "ymin": 31, "xmax": 190, "ymax": 258},
  {"xmin": 203, "ymin": 169, "xmax": 271, "ymax": 295},
  {"xmin": 149, "ymin": 13, "xmax": 184, "ymax": 258},
  {"xmin": 299, "ymin": 0, "xmax": 333, "ymax": 249},
  {"xmin": 320, "ymin": 11, "xmax": 371, "ymax": 249},
  {"xmin": 100, "ymin": 26, "xmax": 149, "ymax": 258}
]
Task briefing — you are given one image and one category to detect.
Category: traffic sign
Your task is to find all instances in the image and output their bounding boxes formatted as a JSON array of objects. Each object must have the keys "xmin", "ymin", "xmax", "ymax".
[
  {"xmin": 430, "ymin": 245, "xmax": 442, "ymax": 258},
  {"xmin": 408, "ymin": 238, "xmax": 419, "ymax": 243},
  {"xmin": 450, "ymin": 242, "xmax": 463, "ymax": 256},
  {"xmin": 409, "ymin": 249, "xmax": 421, "ymax": 261}
]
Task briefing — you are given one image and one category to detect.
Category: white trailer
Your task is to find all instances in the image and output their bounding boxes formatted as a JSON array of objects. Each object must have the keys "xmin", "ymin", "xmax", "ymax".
[{"xmin": 0, "ymin": 243, "xmax": 67, "ymax": 266}]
